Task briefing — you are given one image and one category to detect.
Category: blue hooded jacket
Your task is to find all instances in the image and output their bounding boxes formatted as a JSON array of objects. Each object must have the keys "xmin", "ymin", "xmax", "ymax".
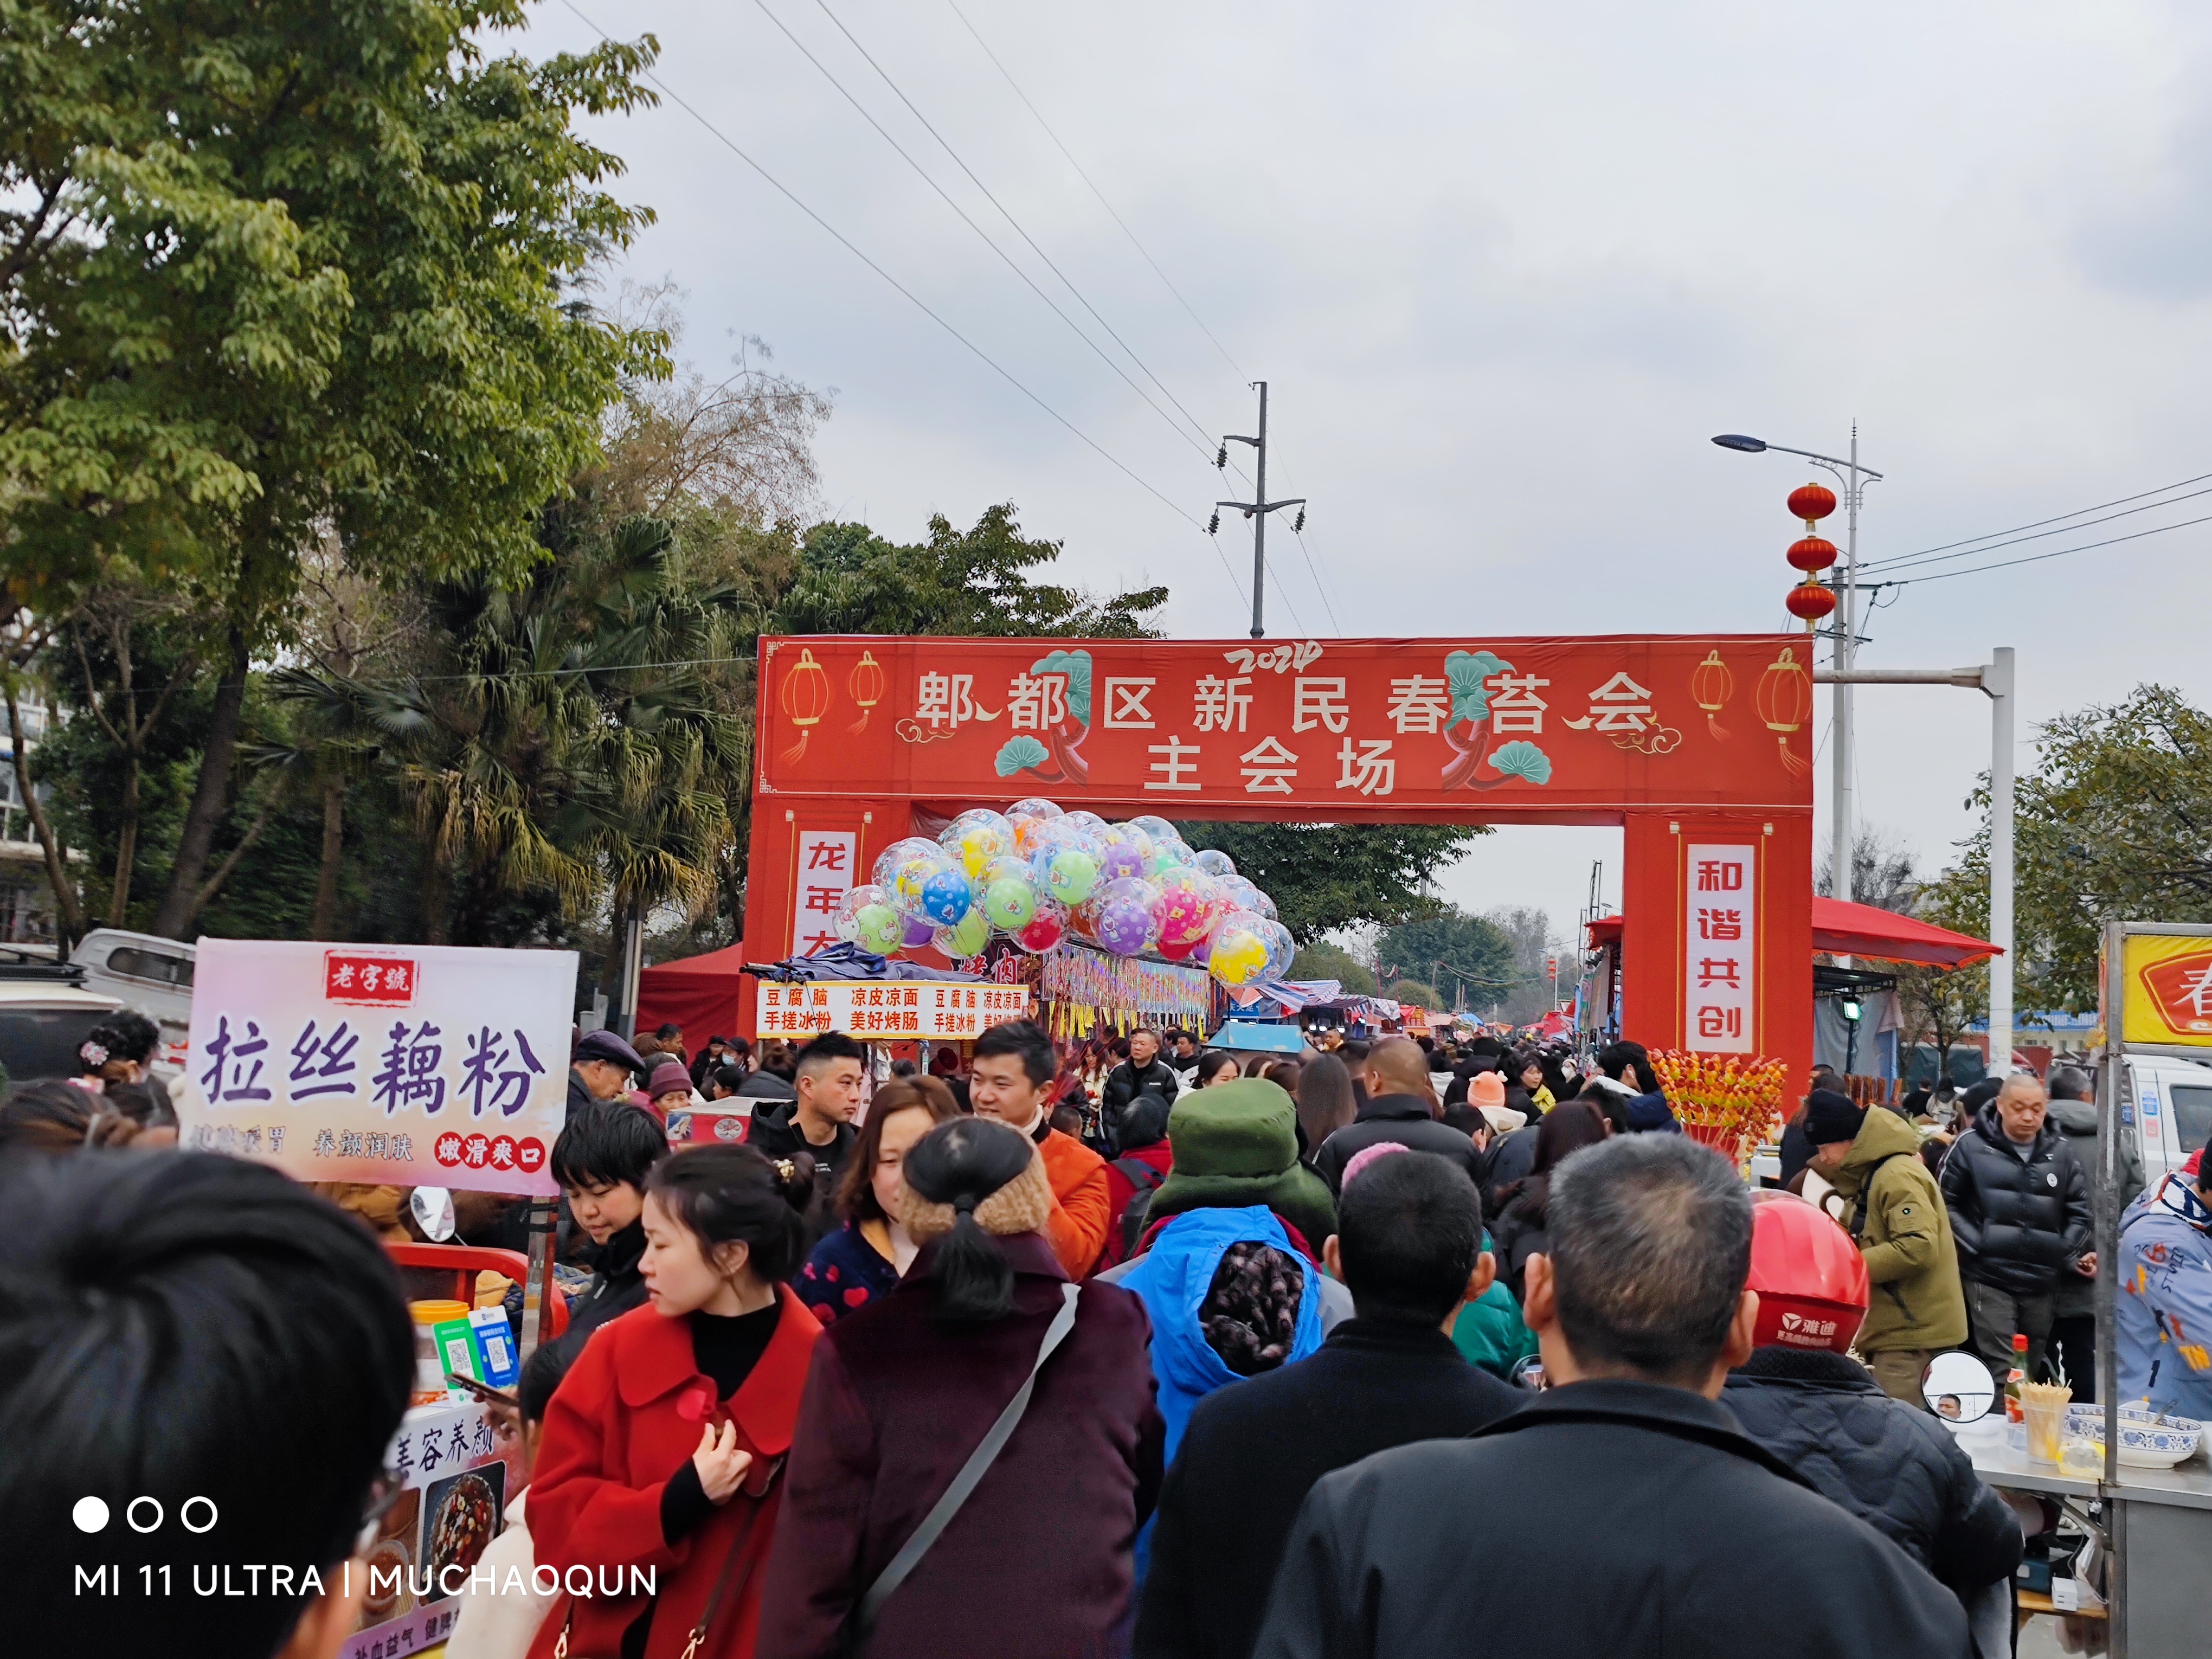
[
  {"xmin": 1121, "ymin": 1205, "xmax": 1326, "ymax": 1578},
  {"xmin": 2117, "ymin": 1173, "xmax": 2212, "ymax": 1420}
]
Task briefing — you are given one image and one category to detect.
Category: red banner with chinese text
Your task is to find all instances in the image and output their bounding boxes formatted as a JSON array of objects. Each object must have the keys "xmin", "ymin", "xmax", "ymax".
[{"xmin": 757, "ymin": 634, "xmax": 1815, "ymax": 820}]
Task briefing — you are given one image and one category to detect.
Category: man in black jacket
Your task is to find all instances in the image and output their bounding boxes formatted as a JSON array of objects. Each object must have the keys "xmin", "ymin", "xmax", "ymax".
[
  {"xmin": 1101, "ymin": 1028, "xmax": 1181, "ymax": 1153},
  {"xmin": 1252, "ymin": 1135, "xmax": 1967, "ymax": 1659},
  {"xmin": 1136, "ymin": 1151, "xmax": 1522, "ymax": 1659},
  {"xmin": 1938, "ymin": 1071, "xmax": 2093, "ymax": 1389},
  {"xmin": 1309, "ymin": 1037, "xmax": 1483, "ymax": 1193}
]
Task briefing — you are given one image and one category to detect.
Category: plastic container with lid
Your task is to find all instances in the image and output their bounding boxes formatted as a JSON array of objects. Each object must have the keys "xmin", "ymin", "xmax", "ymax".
[{"xmin": 409, "ymin": 1299, "xmax": 472, "ymax": 1405}]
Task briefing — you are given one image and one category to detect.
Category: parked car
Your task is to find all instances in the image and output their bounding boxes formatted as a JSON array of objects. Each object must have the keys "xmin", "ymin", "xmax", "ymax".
[
  {"xmin": 2126, "ymin": 1055, "xmax": 2212, "ymax": 1189},
  {"xmin": 0, "ymin": 950, "xmax": 124, "ymax": 1085},
  {"xmin": 68, "ymin": 928, "xmax": 193, "ymax": 1072}
]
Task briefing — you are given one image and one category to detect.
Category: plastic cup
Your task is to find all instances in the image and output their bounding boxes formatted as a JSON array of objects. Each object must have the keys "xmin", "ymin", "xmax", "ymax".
[{"xmin": 2021, "ymin": 1382, "xmax": 2073, "ymax": 1465}]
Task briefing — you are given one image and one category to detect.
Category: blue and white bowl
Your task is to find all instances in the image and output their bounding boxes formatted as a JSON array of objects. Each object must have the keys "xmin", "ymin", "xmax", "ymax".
[{"xmin": 2063, "ymin": 1403, "xmax": 2205, "ymax": 1468}]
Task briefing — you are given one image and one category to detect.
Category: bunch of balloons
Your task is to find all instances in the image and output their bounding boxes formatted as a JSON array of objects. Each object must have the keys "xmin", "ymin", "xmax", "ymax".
[{"xmin": 831, "ymin": 800, "xmax": 1295, "ymax": 987}]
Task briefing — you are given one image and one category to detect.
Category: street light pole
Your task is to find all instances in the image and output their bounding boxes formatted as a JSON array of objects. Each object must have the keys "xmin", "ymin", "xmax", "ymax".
[{"xmin": 1713, "ymin": 429, "xmax": 1883, "ymax": 906}]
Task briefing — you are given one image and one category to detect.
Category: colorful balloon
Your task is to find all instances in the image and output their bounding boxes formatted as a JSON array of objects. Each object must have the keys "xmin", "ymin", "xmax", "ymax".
[
  {"xmin": 1096, "ymin": 886, "xmax": 1155, "ymax": 956},
  {"xmin": 1098, "ymin": 827, "xmax": 1149, "ymax": 884},
  {"xmin": 1156, "ymin": 935, "xmax": 1200, "ymax": 963},
  {"xmin": 1207, "ymin": 910, "xmax": 1271, "ymax": 987},
  {"xmin": 833, "ymin": 884, "xmax": 906, "ymax": 954},
  {"xmin": 981, "ymin": 870, "xmax": 1040, "ymax": 931},
  {"xmin": 940, "ymin": 808, "xmax": 1016, "ymax": 877},
  {"xmin": 1150, "ymin": 866, "xmax": 1216, "ymax": 947},
  {"xmin": 916, "ymin": 860, "xmax": 975, "ymax": 926},
  {"xmin": 1011, "ymin": 898, "xmax": 1069, "ymax": 954},
  {"xmin": 933, "ymin": 908, "xmax": 992, "ymax": 959},
  {"xmin": 900, "ymin": 915, "xmax": 936, "ymax": 949},
  {"xmin": 1033, "ymin": 840, "xmax": 1101, "ymax": 906},
  {"xmin": 872, "ymin": 835, "xmax": 940, "ymax": 891}
]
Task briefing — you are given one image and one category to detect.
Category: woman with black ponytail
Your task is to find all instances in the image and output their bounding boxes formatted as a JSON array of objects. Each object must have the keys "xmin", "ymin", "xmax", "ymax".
[
  {"xmin": 759, "ymin": 1117, "xmax": 1164, "ymax": 1657},
  {"xmin": 527, "ymin": 1144, "xmax": 822, "ymax": 1659}
]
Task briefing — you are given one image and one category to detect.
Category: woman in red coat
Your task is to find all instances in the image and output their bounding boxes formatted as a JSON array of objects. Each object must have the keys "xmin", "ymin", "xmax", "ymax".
[{"xmin": 527, "ymin": 1144, "xmax": 821, "ymax": 1659}]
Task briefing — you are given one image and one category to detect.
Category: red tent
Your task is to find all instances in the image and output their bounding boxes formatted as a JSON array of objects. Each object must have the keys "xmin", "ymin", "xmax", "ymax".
[
  {"xmin": 636, "ymin": 943, "xmax": 750, "ymax": 1041},
  {"xmin": 1584, "ymin": 898, "xmax": 1999, "ymax": 969}
]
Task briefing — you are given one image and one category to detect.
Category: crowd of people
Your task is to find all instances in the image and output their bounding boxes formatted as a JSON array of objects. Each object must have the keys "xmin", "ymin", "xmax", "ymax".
[{"xmin": 8, "ymin": 1007, "xmax": 2203, "ymax": 1659}]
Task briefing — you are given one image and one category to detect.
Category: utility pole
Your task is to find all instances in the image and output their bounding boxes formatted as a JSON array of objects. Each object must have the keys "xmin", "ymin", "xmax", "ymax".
[
  {"xmin": 1214, "ymin": 382, "xmax": 1304, "ymax": 639},
  {"xmin": 1834, "ymin": 424, "xmax": 1866, "ymax": 910}
]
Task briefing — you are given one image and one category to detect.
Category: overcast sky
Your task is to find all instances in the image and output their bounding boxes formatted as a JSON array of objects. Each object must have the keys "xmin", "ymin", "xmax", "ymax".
[{"xmin": 526, "ymin": 0, "xmax": 2212, "ymax": 946}]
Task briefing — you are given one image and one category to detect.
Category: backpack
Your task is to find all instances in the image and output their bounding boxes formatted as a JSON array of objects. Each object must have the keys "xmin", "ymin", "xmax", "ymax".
[{"xmin": 1113, "ymin": 1156, "xmax": 1167, "ymax": 1258}]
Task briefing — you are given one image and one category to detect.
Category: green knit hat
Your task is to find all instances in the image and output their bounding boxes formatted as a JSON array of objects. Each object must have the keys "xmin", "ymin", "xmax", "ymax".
[{"xmin": 1148, "ymin": 1078, "xmax": 1338, "ymax": 1249}]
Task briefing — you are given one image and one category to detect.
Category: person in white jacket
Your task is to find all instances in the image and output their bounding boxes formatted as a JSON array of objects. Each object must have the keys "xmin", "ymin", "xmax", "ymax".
[{"xmin": 445, "ymin": 1345, "xmax": 569, "ymax": 1659}]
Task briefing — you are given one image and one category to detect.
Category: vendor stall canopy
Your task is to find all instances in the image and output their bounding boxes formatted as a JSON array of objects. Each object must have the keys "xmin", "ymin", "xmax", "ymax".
[{"xmin": 1585, "ymin": 897, "xmax": 2000, "ymax": 970}]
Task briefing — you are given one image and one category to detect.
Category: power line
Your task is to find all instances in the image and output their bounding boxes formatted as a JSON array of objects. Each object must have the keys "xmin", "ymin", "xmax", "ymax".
[
  {"xmin": 942, "ymin": 0, "xmax": 1246, "ymax": 383},
  {"xmin": 749, "ymin": 0, "xmax": 1217, "ymax": 472},
  {"xmin": 554, "ymin": 0, "xmax": 1252, "ymax": 614},
  {"xmin": 1861, "ymin": 470, "xmax": 2212, "ymax": 574},
  {"xmin": 1290, "ymin": 528, "xmax": 1344, "ymax": 634},
  {"xmin": 1858, "ymin": 480, "xmax": 2212, "ymax": 579},
  {"xmin": 1891, "ymin": 510, "xmax": 2212, "ymax": 586},
  {"xmin": 814, "ymin": 0, "xmax": 1225, "ymax": 455}
]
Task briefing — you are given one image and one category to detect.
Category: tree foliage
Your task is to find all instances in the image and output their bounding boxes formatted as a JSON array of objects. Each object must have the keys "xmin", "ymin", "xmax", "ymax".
[
  {"xmin": 1288, "ymin": 941, "xmax": 1379, "ymax": 997},
  {"xmin": 1175, "ymin": 821, "xmax": 1482, "ymax": 941},
  {"xmin": 1928, "ymin": 683, "xmax": 2212, "ymax": 1013},
  {"xmin": 1377, "ymin": 907, "xmax": 1520, "ymax": 1013}
]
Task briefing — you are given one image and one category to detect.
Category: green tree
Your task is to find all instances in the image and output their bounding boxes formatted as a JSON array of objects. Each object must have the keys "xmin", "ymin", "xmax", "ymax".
[
  {"xmin": 1934, "ymin": 684, "xmax": 2212, "ymax": 1012},
  {"xmin": 1385, "ymin": 979, "xmax": 1441, "ymax": 1011},
  {"xmin": 1377, "ymin": 908, "xmax": 1520, "ymax": 1014},
  {"xmin": 1288, "ymin": 941, "xmax": 1379, "ymax": 996},
  {"xmin": 0, "ymin": 0, "xmax": 667, "ymax": 938},
  {"xmin": 1174, "ymin": 822, "xmax": 1483, "ymax": 941},
  {"xmin": 773, "ymin": 504, "xmax": 1166, "ymax": 640}
]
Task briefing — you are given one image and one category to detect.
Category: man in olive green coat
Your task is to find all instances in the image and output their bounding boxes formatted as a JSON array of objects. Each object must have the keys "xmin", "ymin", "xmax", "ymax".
[{"xmin": 1806, "ymin": 1089, "xmax": 1968, "ymax": 1405}]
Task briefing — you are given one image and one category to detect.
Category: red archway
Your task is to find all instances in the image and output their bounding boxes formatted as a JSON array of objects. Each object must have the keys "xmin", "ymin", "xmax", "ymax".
[{"xmin": 742, "ymin": 633, "xmax": 1818, "ymax": 1081}]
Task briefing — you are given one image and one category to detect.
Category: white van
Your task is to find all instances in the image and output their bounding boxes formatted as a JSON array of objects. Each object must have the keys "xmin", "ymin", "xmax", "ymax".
[
  {"xmin": 2125, "ymin": 1054, "xmax": 2212, "ymax": 1188},
  {"xmin": 68, "ymin": 928, "xmax": 194, "ymax": 1072}
]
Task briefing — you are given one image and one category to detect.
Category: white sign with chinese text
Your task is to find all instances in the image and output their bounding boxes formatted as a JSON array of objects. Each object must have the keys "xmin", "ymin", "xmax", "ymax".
[
  {"xmin": 1685, "ymin": 844, "xmax": 1756, "ymax": 1054},
  {"xmin": 346, "ymin": 1398, "xmax": 516, "ymax": 1659},
  {"xmin": 757, "ymin": 980, "xmax": 1032, "ymax": 1039},
  {"xmin": 792, "ymin": 830, "xmax": 858, "ymax": 955},
  {"xmin": 179, "ymin": 939, "xmax": 577, "ymax": 1195}
]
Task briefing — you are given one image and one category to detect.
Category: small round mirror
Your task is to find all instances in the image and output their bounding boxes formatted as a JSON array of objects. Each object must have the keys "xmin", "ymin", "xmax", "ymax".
[
  {"xmin": 410, "ymin": 1185, "xmax": 456, "ymax": 1243},
  {"xmin": 1922, "ymin": 1350, "xmax": 1995, "ymax": 1424}
]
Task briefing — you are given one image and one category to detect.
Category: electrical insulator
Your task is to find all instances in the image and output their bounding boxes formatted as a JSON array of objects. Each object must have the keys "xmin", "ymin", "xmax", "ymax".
[
  {"xmin": 1293, "ymin": 508, "xmax": 1306, "ymax": 532},
  {"xmin": 1215, "ymin": 445, "xmax": 1226, "ymax": 470},
  {"xmin": 1207, "ymin": 511, "xmax": 1219, "ymax": 536}
]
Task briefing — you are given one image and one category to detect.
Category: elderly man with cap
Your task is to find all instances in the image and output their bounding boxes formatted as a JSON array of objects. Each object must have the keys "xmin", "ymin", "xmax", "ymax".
[
  {"xmin": 1804, "ymin": 1086, "xmax": 1967, "ymax": 1404},
  {"xmin": 567, "ymin": 1028, "xmax": 647, "ymax": 1120}
]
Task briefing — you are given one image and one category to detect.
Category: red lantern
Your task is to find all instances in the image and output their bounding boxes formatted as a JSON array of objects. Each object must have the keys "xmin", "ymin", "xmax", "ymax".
[
  {"xmin": 846, "ymin": 649, "xmax": 885, "ymax": 736},
  {"xmin": 1689, "ymin": 650, "xmax": 1733, "ymax": 741},
  {"xmin": 1785, "ymin": 580, "xmax": 1837, "ymax": 626},
  {"xmin": 1787, "ymin": 483, "xmax": 1837, "ymax": 525},
  {"xmin": 1754, "ymin": 645, "xmax": 1812, "ymax": 777},
  {"xmin": 1786, "ymin": 536, "xmax": 1837, "ymax": 573},
  {"xmin": 777, "ymin": 647, "xmax": 832, "ymax": 765}
]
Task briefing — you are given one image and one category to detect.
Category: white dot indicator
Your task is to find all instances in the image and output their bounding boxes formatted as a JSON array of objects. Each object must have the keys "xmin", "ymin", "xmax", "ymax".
[{"xmin": 73, "ymin": 1496, "xmax": 110, "ymax": 1533}]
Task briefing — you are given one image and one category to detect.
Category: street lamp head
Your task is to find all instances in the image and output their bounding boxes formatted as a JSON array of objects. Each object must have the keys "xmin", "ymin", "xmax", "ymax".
[{"xmin": 1712, "ymin": 433, "xmax": 1768, "ymax": 453}]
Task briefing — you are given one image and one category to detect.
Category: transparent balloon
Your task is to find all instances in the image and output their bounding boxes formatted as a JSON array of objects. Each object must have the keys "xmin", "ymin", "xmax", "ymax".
[
  {"xmin": 1151, "ymin": 866, "xmax": 1217, "ymax": 948},
  {"xmin": 1063, "ymin": 809, "xmax": 1108, "ymax": 832},
  {"xmin": 941, "ymin": 808, "xmax": 1017, "ymax": 878},
  {"xmin": 934, "ymin": 907, "xmax": 992, "ymax": 959},
  {"xmin": 834, "ymin": 884, "xmax": 906, "ymax": 954},
  {"xmin": 914, "ymin": 859, "xmax": 976, "ymax": 927},
  {"xmin": 980, "ymin": 865, "xmax": 1041, "ymax": 932},
  {"xmin": 899, "ymin": 915, "xmax": 937, "ymax": 950},
  {"xmin": 1127, "ymin": 814, "xmax": 1178, "ymax": 845},
  {"xmin": 1208, "ymin": 909, "xmax": 1272, "ymax": 987},
  {"xmin": 1010, "ymin": 897, "xmax": 1069, "ymax": 954},
  {"xmin": 1259, "ymin": 918, "xmax": 1296, "ymax": 979},
  {"xmin": 1006, "ymin": 797, "xmax": 1064, "ymax": 824},
  {"xmin": 1097, "ymin": 826, "xmax": 1151, "ymax": 884},
  {"xmin": 872, "ymin": 835, "xmax": 941, "ymax": 892},
  {"xmin": 1031, "ymin": 838, "xmax": 1101, "ymax": 907},
  {"xmin": 1095, "ymin": 882, "xmax": 1156, "ymax": 956},
  {"xmin": 1152, "ymin": 836, "xmax": 1198, "ymax": 871},
  {"xmin": 1193, "ymin": 847, "xmax": 1237, "ymax": 878}
]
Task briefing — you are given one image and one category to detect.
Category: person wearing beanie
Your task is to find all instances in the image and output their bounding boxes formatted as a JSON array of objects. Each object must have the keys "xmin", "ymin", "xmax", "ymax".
[
  {"xmin": 758, "ymin": 1118, "xmax": 1163, "ymax": 1658},
  {"xmin": 1805, "ymin": 1088, "xmax": 1969, "ymax": 1404},
  {"xmin": 646, "ymin": 1059, "xmax": 699, "ymax": 1119},
  {"xmin": 1134, "ymin": 1078, "xmax": 1340, "ymax": 1255}
]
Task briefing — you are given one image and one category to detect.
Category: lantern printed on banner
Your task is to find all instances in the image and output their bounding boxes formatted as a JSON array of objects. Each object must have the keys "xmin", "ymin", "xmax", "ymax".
[
  {"xmin": 1690, "ymin": 651, "xmax": 1733, "ymax": 741},
  {"xmin": 1754, "ymin": 646, "xmax": 1813, "ymax": 777},
  {"xmin": 846, "ymin": 650, "xmax": 886, "ymax": 736},
  {"xmin": 777, "ymin": 647, "xmax": 832, "ymax": 766}
]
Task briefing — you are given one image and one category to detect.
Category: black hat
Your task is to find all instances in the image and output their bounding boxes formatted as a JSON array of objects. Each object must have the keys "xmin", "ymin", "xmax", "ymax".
[
  {"xmin": 1803, "ymin": 1088, "xmax": 1866, "ymax": 1146},
  {"xmin": 573, "ymin": 1028, "xmax": 647, "ymax": 1077}
]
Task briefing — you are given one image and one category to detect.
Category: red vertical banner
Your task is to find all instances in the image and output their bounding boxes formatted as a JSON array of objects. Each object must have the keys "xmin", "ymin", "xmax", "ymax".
[
  {"xmin": 1623, "ymin": 811, "xmax": 1811, "ymax": 1088},
  {"xmin": 739, "ymin": 804, "xmax": 905, "ymax": 1039}
]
